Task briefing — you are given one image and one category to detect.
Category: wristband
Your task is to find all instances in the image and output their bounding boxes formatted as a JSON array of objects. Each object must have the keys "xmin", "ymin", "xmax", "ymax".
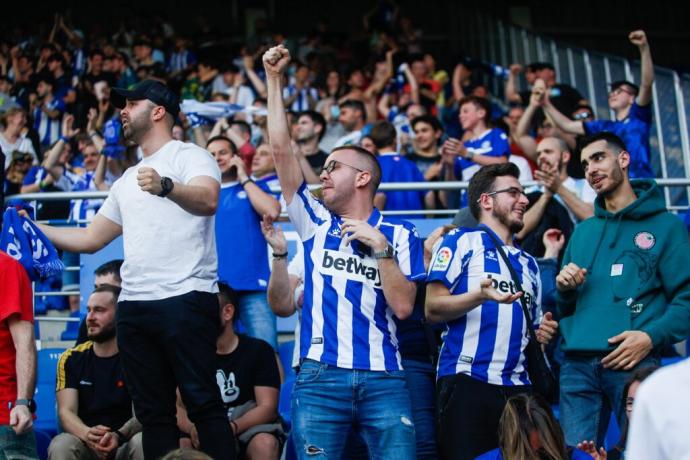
[
  {"xmin": 59, "ymin": 136, "xmax": 69, "ymax": 143},
  {"xmin": 115, "ymin": 430, "xmax": 127, "ymax": 445},
  {"xmin": 89, "ymin": 131, "xmax": 100, "ymax": 139},
  {"xmin": 240, "ymin": 178, "xmax": 254, "ymax": 187},
  {"xmin": 39, "ymin": 181, "xmax": 48, "ymax": 190},
  {"xmin": 272, "ymin": 251, "xmax": 288, "ymax": 259}
]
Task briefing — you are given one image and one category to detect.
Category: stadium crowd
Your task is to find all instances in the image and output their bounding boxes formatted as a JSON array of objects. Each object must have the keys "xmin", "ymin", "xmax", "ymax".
[{"xmin": 1, "ymin": 7, "xmax": 690, "ymax": 460}]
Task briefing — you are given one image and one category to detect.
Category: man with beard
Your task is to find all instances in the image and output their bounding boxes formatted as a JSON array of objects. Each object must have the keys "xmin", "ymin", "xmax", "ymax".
[
  {"xmin": 517, "ymin": 136, "xmax": 596, "ymax": 257},
  {"xmin": 33, "ymin": 79, "xmax": 234, "ymax": 459},
  {"xmin": 426, "ymin": 163, "xmax": 558, "ymax": 460},
  {"xmin": 555, "ymin": 131, "xmax": 690, "ymax": 448},
  {"xmin": 264, "ymin": 44, "xmax": 425, "ymax": 460},
  {"xmin": 49, "ymin": 285, "xmax": 144, "ymax": 460}
]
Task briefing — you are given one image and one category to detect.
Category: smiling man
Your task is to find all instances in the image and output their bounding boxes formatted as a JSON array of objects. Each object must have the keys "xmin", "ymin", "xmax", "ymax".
[
  {"xmin": 426, "ymin": 162, "xmax": 557, "ymax": 460},
  {"xmin": 555, "ymin": 131, "xmax": 690, "ymax": 448},
  {"xmin": 264, "ymin": 44, "xmax": 426, "ymax": 460}
]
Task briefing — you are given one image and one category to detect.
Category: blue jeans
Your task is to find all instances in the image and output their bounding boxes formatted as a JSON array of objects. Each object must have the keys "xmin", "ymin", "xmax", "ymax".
[
  {"xmin": 559, "ymin": 354, "xmax": 659, "ymax": 446},
  {"xmin": 0, "ymin": 425, "xmax": 37, "ymax": 459},
  {"xmin": 291, "ymin": 360, "xmax": 416, "ymax": 460},
  {"xmin": 238, "ymin": 291, "xmax": 277, "ymax": 350},
  {"xmin": 401, "ymin": 358, "xmax": 437, "ymax": 459}
]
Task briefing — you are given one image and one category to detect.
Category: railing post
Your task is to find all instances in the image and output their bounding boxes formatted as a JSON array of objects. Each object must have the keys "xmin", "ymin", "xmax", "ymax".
[{"xmin": 674, "ymin": 72, "xmax": 690, "ymax": 202}]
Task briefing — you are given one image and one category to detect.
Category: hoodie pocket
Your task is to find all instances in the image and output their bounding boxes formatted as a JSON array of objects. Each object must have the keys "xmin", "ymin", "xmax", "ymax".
[{"xmin": 610, "ymin": 249, "xmax": 658, "ymax": 303}]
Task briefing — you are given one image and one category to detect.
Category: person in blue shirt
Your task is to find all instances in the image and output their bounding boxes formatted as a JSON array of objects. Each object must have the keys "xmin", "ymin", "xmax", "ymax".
[
  {"xmin": 371, "ymin": 120, "xmax": 426, "ymax": 219},
  {"xmin": 32, "ymin": 74, "xmax": 66, "ymax": 149},
  {"xmin": 476, "ymin": 393, "xmax": 593, "ymax": 460},
  {"xmin": 542, "ymin": 30, "xmax": 655, "ymax": 179},
  {"xmin": 208, "ymin": 135, "xmax": 281, "ymax": 350},
  {"xmin": 426, "ymin": 163, "xmax": 558, "ymax": 460}
]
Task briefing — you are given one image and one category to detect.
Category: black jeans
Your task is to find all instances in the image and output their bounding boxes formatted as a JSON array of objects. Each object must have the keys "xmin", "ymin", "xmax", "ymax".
[
  {"xmin": 436, "ymin": 373, "xmax": 530, "ymax": 460},
  {"xmin": 118, "ymin": 290, "xmax": 235, "ymax": 459}
]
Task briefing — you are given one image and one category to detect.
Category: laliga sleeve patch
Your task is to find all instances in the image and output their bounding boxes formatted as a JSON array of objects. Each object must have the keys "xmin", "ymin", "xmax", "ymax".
[
  {"xmin": 633, "ymin": 231, "xmax": 655, "ymax": 250},
  {"xmin": 432, "ymin": 247, "xmax": 453, "ymax": 271}
]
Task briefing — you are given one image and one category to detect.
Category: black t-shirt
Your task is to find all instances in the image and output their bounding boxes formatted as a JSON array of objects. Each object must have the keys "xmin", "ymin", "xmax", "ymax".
[
  {"xmin": 520, "ymin": 83, "xmax": 584, "ymax": 130},
  {"xmin": 56, "ymin": 342, "xmax": 132, "ymax": 429},
  {"xmin": 518, "ymin": 191, "xmax": 574, "ymax": 260},
  {"xmin": 215, "ymin": 335, "xmax": 280, "ymax": 417},
  {"xmin": 305, "ymin": 150, "xmax": 329, "ymax": 175}
]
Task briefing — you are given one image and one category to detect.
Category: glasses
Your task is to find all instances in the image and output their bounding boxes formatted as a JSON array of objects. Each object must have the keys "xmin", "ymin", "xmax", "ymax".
[
  {"xmin": 477, "ymin": 187, "xmax": 527, "ymax": 203},
  {"xmin": 573, "ymin": 112, "xmax": 593, "ymax": 120},
  {"xmin": 609, "ymin": 87, "xmax": 634, "ymax": 97},
  {"xmin": 321, "ymin": 159, "xmax": 366, "ymax": 175}
]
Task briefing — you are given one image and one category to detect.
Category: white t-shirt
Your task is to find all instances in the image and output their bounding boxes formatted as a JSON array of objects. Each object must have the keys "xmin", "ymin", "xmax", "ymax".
[
  {"xmin": 626, "ymin": 359, "xmax": 690, "ymax": 460},
  {"xmin": 509, "ymin": 155, "xmax": 533, "ymax": 182},
  {"xmin": 1, "ymin": 133, "xmax": 37, "ymax": 169},
  {"xmin": 97, "ymin": 140, "xmax": 221, "ymax": 301}
]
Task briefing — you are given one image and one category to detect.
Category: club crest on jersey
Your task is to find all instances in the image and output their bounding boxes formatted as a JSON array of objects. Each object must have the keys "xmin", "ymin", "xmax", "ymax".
[
  {"xmin": 634, "ymin": 231, "xmax": 655, "ymax": 250},
  {"xmin": 485, "ymin": 250, "xmax": 498, "ymax": 261},
  {"xmin": 432, "ymin": 247, "xmax": 453, "ymax": 271},
  {"xmin": 320, "ymin": 249, "xmax": 381, "ymax": 287}
]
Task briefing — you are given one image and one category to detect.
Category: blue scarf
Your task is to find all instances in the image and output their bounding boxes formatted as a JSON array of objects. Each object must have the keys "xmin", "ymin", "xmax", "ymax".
[{"xmin": 0, "ymin": 207, "xmax": 64, "ymax": 281}]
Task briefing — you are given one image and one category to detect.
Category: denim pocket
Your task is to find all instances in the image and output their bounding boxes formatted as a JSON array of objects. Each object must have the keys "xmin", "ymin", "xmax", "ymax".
[{"xmin": 296, "ymin": 360, "xmax": 326, "ymax": 384}]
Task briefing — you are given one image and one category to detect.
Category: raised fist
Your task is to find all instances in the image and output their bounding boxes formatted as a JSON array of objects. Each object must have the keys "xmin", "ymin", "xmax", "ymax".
[
  {"xmin": 628, "ymin": 30, "xmax": 648, "ymax": 48},
  {"xmin": 262, "ymin": 45, "xmax": 291, "ymax": 77}
]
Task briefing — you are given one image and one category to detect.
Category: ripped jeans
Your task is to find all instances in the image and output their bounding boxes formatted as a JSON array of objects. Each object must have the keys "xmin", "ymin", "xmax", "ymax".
[{"xmin": 291, "ymin": 360, "xmax": 416, "ymax": 460}]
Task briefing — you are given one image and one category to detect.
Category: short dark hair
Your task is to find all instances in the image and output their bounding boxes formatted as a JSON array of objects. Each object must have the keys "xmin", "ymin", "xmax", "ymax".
[
  {"xmin": 36, "ymin": 72, "xmax": 55, "ymax": 88},
  {"xmin": 610, "ymin": 80, "xmax": 639, "ymax": 97},
  {"xmin": 92, "ymin": 284, "xmax": 122, "ymax": 303},
  {"xmin": 468, "ymin": 163, "xmax": 521, "ymax": 219},
  {"xmin": 94, "ymin": 259, "xmax": 124, "ymax": 283},
  {"xmin": 218, "ymin": 281, "xmax": 240, "ymax": 310},
  {"xmin": 458, "ymin": 96, "xmax": 491, "ymax": 125},
  {"xmin": 230, "ymin": 120, "xmax": 251, "ymax": 137},
  {"xmin": 330, "ymin": 145, "xmax": 382, "ymax": 194},
  {"xmin": 369, "ymin": 121, "xmax": 397, "ymax": 149},
  {"xmin": 89, "ymin": 49, "xmax": 104, "ymax": 60},
  {"xmin": 206, "ymin": 135, "xmax": 238, "ymax": 154},
  {"xmin": 411, "ymin": 115, "xmax": 443, "ymax": 133},
  {"xmin": 339, "ymin": 99, "xmax": 366, "ymax": 121},
  {"xmin": 580, "ymin": 131, "xmax": 628, "ymax": 154},
  {"xmin": 299, "ymin": 110, "xmax": 327, "ymax": 141}
]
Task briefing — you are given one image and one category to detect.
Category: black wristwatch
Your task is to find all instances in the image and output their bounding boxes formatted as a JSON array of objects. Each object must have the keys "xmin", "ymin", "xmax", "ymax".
[
  {"xmin": 11, "ymin": 399, "xmax": 37, "ymax": 413},
  {"xmin": 158, "ymin": 176, "xmax": 174, "ymax": 197}
]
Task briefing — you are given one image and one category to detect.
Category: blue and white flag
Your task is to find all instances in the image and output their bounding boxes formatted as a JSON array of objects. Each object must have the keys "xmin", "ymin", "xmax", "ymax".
[
  {"xmin": 0, "ymin": 207, "xmax": 64, "ymax": 280},
  {"xmin": 180, "ymin": 100, "xmax": 268, "ymax": 127}
]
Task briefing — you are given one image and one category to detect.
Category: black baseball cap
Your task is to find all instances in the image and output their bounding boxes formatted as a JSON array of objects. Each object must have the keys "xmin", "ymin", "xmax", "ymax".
[
  {"xmin": 609, "ymin": 80, "xmax": 639, "ymax": 96},
  {"xmin": 111, "ymin": 79, "xmax": 180, "ymax": 117}
]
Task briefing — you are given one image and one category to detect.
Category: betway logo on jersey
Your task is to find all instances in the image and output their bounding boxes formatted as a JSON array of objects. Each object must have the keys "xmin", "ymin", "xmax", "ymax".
[
  {"xmin": 320, "ymin": 249, "xmax": 381, "ymax": 287},
  {"xmin": 487, "ymin": 274, "xmax": 535, "ymax": 308}
]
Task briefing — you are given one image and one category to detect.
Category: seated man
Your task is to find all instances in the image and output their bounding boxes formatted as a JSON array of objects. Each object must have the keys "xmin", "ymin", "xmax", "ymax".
[
  {"xmin": 76, "ymin": 259, "xmax": 124, "ymax": 345},
  {"xmin": 177, "ymin": 282, "xmax": 283, "ymax": 460},
  {"xmin": 49, "ymin": 285, "xmax": 142, "ymax": 460}
]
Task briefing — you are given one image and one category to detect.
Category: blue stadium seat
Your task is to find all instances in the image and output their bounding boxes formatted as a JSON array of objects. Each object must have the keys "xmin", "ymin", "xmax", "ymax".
[
  {"xmin": 278, "ymin": 340, "xmax": 296, "ymax": 379},
  {"xmin": 34, "ymin": 348, "xmax": 65, "ymax": 434},
  {"xmin": 279, "ymin": 378, "xmax": 295, "ymax": 430},
  {"xmin": 60, "ymin": 311, "xmax": 82, "ymax": 342},
  {"xmin": 34, "ymin": 428, "xmax": 52, "ymax": 460}
]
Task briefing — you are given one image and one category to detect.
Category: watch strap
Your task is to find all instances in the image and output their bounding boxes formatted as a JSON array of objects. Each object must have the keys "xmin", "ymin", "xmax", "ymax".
[{"xmin": 158, "ymin": 177, "xmax": 174, "ymax": 197}]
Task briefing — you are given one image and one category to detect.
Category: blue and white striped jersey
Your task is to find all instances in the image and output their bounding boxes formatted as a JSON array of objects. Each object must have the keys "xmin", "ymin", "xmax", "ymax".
[
  {"xmin": 427, "ymin": 225, "xmax": 542, "ymax": 386},
  {"xmin": 33, "ymin": 100, "xmax": 65, "ymax": 147},
  {"xmin": 282, "ymin": 85, "xmax": 319, "ymax": 112},
  {"xmin": 287, "ymin": 182, "xmax": 426, "ymax": 371}
]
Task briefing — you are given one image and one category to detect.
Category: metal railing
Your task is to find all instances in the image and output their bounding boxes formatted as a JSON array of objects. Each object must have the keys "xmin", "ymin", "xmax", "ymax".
[
  {"xmin": 462, "ymin": 13, "xmax": 690, "ymax": 208},
  {"xmin": 5, "ymin": 177, "xmax": 690, "ymax": 332}
]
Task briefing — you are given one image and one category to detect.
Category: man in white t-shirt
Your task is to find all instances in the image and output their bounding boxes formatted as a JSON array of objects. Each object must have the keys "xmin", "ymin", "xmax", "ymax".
[{"xmin": 34, "ymin": 80, "xmax": 235, "ymax": 460}]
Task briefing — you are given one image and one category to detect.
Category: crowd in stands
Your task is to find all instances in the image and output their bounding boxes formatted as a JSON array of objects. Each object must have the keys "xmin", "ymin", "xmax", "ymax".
[{"xmin": 1, "ymin": 7, "xmax": 689, "ymax": 460}]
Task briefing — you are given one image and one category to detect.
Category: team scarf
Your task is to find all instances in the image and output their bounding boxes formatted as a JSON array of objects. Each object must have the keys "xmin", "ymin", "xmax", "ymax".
[
  {"xmin": 180, "ymin": 99, "xmax": 268, "ymax": 128},
  {"xmin": 0, "ymin": 206, "xmax": 64, "ymax": 281}
]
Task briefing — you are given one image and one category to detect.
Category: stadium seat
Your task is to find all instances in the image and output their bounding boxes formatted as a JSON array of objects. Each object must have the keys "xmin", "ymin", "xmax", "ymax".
[
  {"xmin": 278, "ymin": 340, "xmax": 296, "ymax": 379},
  {"xmin": 34, "ymin": 348, "xmax": 65, "ymax": 434},
  {"xmin": 34, "ymin": 428, "xmax": 52, "ymax": 460},
  {"xmin": 279, "ymin": 378, "xmax": 295, "ymax": 430},
  {"xmin": 60, "ymin": 311, "xmax": 82, "ymax": 341}
]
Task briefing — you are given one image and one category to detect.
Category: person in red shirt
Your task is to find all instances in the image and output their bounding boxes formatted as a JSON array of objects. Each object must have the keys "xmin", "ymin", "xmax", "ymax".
[{"xmin": 0, "ymin": 250, "xmax": 37, "ymax": 458}]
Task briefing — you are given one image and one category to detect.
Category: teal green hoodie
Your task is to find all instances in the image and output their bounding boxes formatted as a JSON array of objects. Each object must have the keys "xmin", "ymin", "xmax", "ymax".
[{"xmin": 557, "ymin": 179, "xmax": 690, "ymax": 352}]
